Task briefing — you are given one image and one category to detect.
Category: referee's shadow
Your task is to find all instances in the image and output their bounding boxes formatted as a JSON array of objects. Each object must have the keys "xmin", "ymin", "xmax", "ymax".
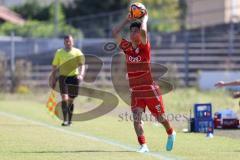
[{"xmin": 15, "ymin": 150, "xmax": 134, "ymax": 153}]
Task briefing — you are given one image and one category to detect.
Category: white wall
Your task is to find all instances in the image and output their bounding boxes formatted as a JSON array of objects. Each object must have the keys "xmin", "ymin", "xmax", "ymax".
[{"xmin": 186, "ymin": 0, "xmax": 240, "ymax": 28}]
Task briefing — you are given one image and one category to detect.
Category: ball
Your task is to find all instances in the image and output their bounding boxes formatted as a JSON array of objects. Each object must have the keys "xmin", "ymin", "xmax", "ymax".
[{"xmin": 129, "ymin": 2, "xmax": 146, "ymax": 19}]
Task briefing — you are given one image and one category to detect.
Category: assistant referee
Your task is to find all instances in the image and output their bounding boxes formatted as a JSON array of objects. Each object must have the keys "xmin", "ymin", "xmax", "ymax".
[{"xmin": 51, "ymin": 35, "xmax": 85, "ymax": 126}]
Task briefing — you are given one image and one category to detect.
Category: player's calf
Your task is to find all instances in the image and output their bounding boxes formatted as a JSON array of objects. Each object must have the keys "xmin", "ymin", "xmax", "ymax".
[
  {"xmin": 61, "ymin": 100, "xmax": 69, "ymax": 126},
  {"xmin": 133, "ymin": 108, "xmax": 149, "ymax": 153},
  {"xmin": 156, "ymin": 114, "xmax": 176, "ymax": 151}
]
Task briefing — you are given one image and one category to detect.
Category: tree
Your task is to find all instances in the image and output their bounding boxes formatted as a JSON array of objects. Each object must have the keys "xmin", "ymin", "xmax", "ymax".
[
  {"xmin": 9, "ymin": 0, "xmax": 82, "ymax": 38},
  {"xmin": 64, "ymin": 0, "xmax": 183, "ymax": 33},
  {"xmin": 49, "ymin": 1, "xmax": 66, "ymax": 36},
  {"xmin": 64, "ymin": 0, "xmax": 129, "ymax": 18},
  {"xmin": 139, "ymin": 0, "xmax": 182, "ymax": 32},
  {"xmin": 13, "ymin": 0, "xmax": 50, "ymax": 21},
  {"xmin": 178, "ymin": 0, "xmax": 187, "ymax": 30},
  {"xmin": 0, "ymin": 20, "xmax": 82, "ymax": 38},
  {"xmin": 63, "ymin": 0, "xmax": 129, "ymax": 37}
]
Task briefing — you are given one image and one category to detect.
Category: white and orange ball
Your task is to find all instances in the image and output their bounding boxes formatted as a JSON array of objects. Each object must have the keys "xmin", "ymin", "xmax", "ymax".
[{"xmin": 129, "ymin": 2, "xmax": 147, "ymax": 19}]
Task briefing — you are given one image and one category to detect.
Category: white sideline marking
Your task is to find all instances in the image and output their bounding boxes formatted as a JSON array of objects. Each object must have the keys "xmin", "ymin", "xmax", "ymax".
[{"xmin": 0, "ymin": 111, "xmax": 182, "ymax": 160}]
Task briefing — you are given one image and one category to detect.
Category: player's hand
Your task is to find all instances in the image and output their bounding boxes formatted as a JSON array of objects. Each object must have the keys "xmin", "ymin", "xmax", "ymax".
[
  {"xmin": 126, "ymin": 13, "xmax": 136, "ymax": 22},
  {"xmin": 233, "ymin": 91, "xmax": 240, "ymax": 98},
  {"xmin": 215, "ymin": 81, "xmax": 225, "ymax": 88},
  {"xmin": 77, "ymin": 74, "xmax": 84, "ymax": 81}
]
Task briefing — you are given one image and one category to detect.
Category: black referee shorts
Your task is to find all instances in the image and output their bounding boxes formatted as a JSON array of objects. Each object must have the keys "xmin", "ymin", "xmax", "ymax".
[{"xmin": 59, "ymin": 75, "xmax": 79, "ymax": 99}]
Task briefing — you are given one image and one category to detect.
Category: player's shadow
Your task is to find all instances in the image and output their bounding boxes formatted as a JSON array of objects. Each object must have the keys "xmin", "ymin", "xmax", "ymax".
[{"xmin": 15, "ymin": 150, "xmax": 134, "ymax": 153}]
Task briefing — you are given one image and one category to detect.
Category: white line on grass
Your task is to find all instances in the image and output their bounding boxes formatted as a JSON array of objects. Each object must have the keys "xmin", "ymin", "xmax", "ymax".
[{"xmin": 0, "ymin": 111, "xmax": 183, "ymax": 160}]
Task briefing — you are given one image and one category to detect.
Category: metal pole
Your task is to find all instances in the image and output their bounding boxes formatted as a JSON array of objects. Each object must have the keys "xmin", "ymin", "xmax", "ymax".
[
  {"xmin": 10, "ymin": 31, "xmax": 16, "ymax": 92},
  {"xmin": 11, "ymin": 32, "xmax": 15, "ymax": 73},
  {"xmin": 201, "ymin": 25, "xmax": 205, "ymax": 53},
  {"xmin": 77, "ymin": 35, "xmax": 82, "ymax": 50},
  {"xmin": 228, "ymin": 0, "xmax": 236, "ymax": 58},
  {"xmin": 108, "ymin": 14, "xmax": 113, "ymax": 38},
  {"xmin": 228, "ymin": 21, "xmax": 234, "ymax": 58},
  {"xmin": 184, "ymin": 30, "xmax": 189, "ymax": 87},
  {"xmin": 54, "ymin": 0, "xmax": 59, "ymax": 37}
]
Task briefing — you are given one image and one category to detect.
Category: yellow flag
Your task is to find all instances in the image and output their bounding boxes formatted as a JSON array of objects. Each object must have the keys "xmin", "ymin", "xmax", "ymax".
[{"xmin": 46, "ymin": 90, "xmax": 57, "ymax": 117}]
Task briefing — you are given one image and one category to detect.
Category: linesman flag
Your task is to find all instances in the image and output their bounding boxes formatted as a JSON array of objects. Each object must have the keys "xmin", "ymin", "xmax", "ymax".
[{"xmin": 46, "ymin": 90, "xmax": 58, "ymax": 117}]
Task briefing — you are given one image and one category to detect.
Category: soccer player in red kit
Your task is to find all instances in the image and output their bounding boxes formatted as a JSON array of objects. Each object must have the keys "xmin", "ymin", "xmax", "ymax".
[{"xmin": 112, "ymin": 12, "xmax": 176, "ymax": 153}]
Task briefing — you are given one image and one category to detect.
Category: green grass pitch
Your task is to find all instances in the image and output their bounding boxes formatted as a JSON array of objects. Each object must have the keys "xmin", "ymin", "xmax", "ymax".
[{"xmin": 0, "ymin": 88, "xmax": 239, "ymax": 160}]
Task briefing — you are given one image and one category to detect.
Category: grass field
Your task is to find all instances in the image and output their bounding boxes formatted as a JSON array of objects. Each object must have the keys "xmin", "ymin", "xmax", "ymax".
[{"xmin": 0, "ymin": 88, "xmax": 240, "ymax": 160}]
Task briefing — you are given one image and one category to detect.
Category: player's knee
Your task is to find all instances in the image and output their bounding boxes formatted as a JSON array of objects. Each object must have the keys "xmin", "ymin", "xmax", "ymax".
[
  {"xmin": 133, "ymin": 114, "xmax": 142, "ymax": 123},
  {"xmin": 61, "ymin": 94, "xmax": 69, "ymax": 101},
  {"xmin": 69, "ymin": 95, "xmax": 77, "ymax": 99},
  {"xmin": 157, "ymin": 114, "xmax": 168, "ymax": 123},
  {"xmin": 68, "ymin": 96, "xmax": 75, "ymax": 104}
]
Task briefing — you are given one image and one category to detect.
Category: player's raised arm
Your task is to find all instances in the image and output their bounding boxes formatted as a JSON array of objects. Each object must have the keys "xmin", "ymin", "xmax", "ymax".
[
  {"xmin": 215, "ymin": 80, "xmax": 240, "ymax": 88},
  {"xmin": 112, "ymin": 14, "xmax": 131, "ymax": 45},
  {"xmin": 140, "ymin": 13, "xmax": 148, "ymax": 45}
]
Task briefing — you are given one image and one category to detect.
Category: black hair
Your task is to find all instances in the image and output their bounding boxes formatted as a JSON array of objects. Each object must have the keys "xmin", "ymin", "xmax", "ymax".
[
  {"xmin": 64, "ymin": 34, "xmax": 73, "ymax": 40},
  {"xmin": 130, "ymin": 21, "xmax": 142, "ymax": 30}
]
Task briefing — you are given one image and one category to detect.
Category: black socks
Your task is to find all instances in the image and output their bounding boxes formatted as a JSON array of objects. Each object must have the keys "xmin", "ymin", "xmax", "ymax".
[
  {"xmin": 61, "ymin": 101, "xmax": 68, "ymax": 122},
  {"xmin": 68, "ymin": 103, "xmax": 74, "ymax": 123}
]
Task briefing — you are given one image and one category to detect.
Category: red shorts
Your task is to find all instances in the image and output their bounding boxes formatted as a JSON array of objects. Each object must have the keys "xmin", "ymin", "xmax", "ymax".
[{"xmin": 131, "ymin": 84, "xmax": 165, "ymax": 117}]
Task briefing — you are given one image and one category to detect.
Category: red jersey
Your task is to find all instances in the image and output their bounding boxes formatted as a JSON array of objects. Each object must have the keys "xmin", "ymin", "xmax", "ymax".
[
  {"xmin": 119, "ymin": 39, "xmax": 165, "ymax": 116},
  {"xmin": 119, "ymin": 39, "xmax": 154, "ymax": 90}
]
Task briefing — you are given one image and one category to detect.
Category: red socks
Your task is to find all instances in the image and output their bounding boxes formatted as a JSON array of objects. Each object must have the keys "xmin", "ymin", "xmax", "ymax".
[
  {"xmin": 166, "ymin": 128, "xmax": 173, "ymax": 135},
  {"xmin": 138, "ymin": 135, "xmax": 146, "ymax": 145},
  {"xmin": 161, "ymin": 119, "xmax": 174, "ymax": 135},
  {"xmin": 137, "ymin": 125, "xmax": 173, "ymax": 146}
]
